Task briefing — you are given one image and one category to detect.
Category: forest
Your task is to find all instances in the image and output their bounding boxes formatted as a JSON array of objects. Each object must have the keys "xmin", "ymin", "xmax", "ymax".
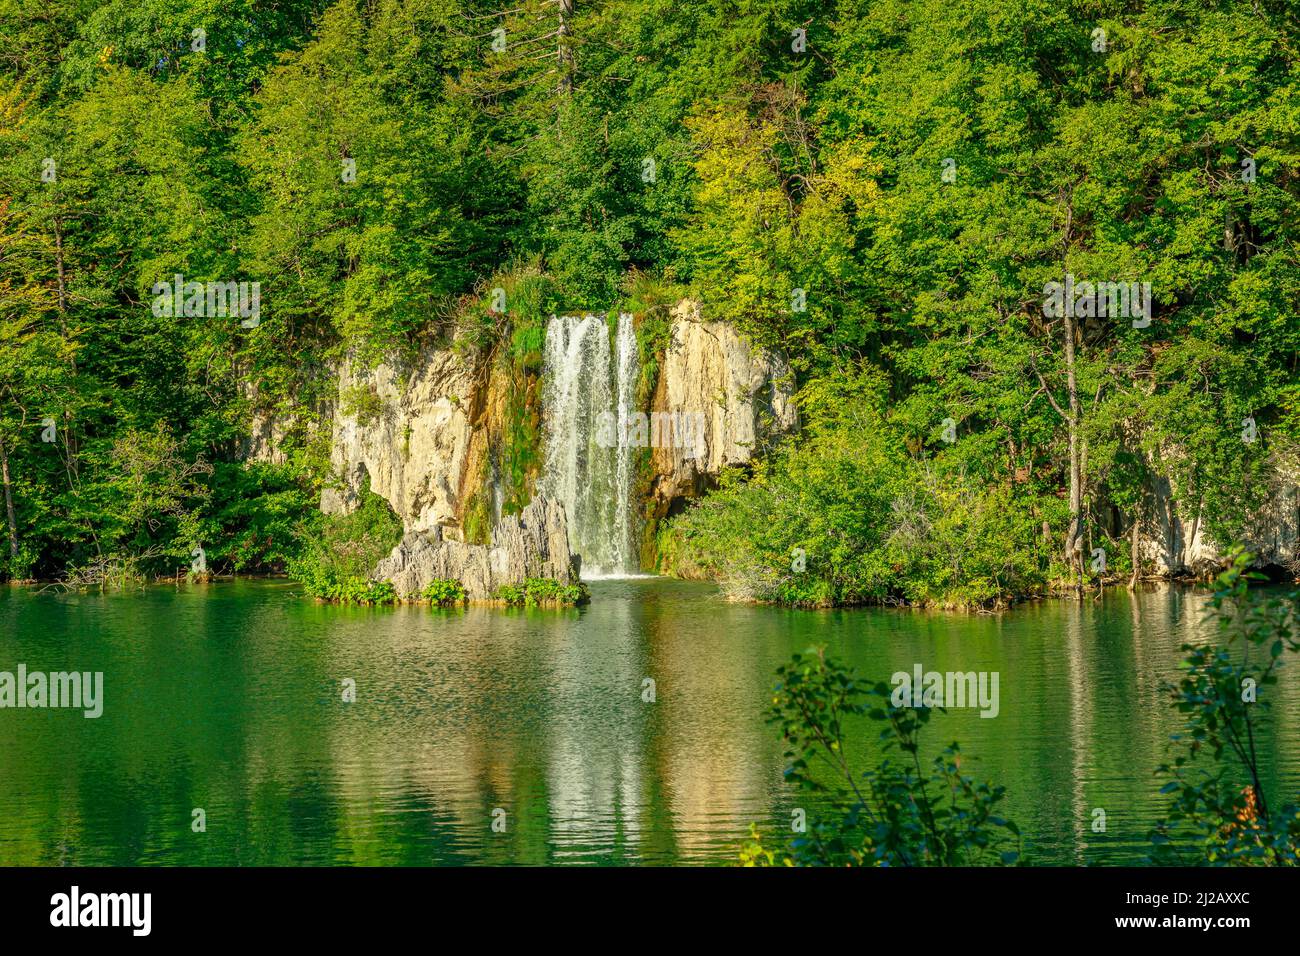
[{"xmin": 1, "ymin": 0, "xmax": 1297, "ymax": 608}]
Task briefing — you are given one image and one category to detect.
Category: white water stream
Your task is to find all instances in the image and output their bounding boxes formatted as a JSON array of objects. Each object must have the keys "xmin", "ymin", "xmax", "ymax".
[{"xmin": 540, "ymin": 313, "xmax": 639, "ymax": 576}]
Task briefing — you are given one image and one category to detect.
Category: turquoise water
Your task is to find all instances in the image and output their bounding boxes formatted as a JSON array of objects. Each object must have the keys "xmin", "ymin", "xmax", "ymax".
[{"xmin": 1, "ymin": 578, "xmax": 1296, "ymax": 865}]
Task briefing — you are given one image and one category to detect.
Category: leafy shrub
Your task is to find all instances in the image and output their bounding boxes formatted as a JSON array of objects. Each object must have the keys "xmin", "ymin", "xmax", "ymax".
[
  {"xmin": 740, "ymin": 648, "xmax": 1021, "ymax": 866},
  {"xmin": 1150, "ymin": 549, "xmax": 1300, "ymax": 864},
  {"xmin": 668, "ymin": 369, "xmax": 1053, "ymax": 609},
  {"xmin": 288, "ymin": 486, "xmax": 403, "ymax": 604},
  {"xmin": 1, "ymin": 543, "xmax": 38, "ymax": 582},
  {"xmin": 495, "ymin": 584, "xmax": 524, "ymax": 604},
  {"xmin": 669, "ymin": 414, "xmax": 901, "ymax": 607},
  {"xmin": 885, "ymin": 468, "xmax": 1052, "ymax": 608},
  {"xmin": 333, "ymin": 578, "xmax": 396, "ymax": 605},
  {"xmin": 495, "ymin": 577, "xmax": 590, "ymax": 607},
  {"xmin": 454, "ymin": 261, "xmax": 557, "ymax": 356},
  {"xmin": 196, "ymin": 462, "xmax": 314, "ymax": 573},
  {"xmin": 286, "ymin": 566, "xmax": 397, "ymax": 606},
  {"xmin": 421, "ymin": 578, "xmax": 467, "ymax": 606},
  {"xmin": 340, "ymin": 384, "xmax": 385, "ymax": 426}
]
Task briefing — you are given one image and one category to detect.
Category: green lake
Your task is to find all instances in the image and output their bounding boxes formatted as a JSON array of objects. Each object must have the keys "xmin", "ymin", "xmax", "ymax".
[{"xmin": 2, "ymin": 578, "xmax": 1297, "ymax": 865}]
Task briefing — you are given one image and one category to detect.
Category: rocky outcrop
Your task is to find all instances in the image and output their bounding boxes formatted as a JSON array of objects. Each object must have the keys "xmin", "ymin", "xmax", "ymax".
[
  {"xmin": 1141, "ymin": 447, "xmax": 1300, "ymax": 576},
  {"xmin": 646, "ymin": 300, "xmax": 797, "ymax": 516},
  {"xmin": 251, "ymin": 298, "xmax": 797, "ymax": 577},
  {"xmin": 320, "ymin": 345, "xmax": 483, "ymax": 534},
  {"xmin": 315, "ymin": 300, "xmax": 797, "ymax": 554},
  {"xmin": 244, "ymin": 406, "xmax": 294, "ymax": 466},
  {"xmin": 373, "ymin": 495, "xmax": 579, "ymax": 600},
  {"xmin": 1237, "ymin": 455, "xmax": 1300, "ymax": 570},
  {"xmin": 240, "ymin": 378, "xmax": 332, "ymax": 468}
]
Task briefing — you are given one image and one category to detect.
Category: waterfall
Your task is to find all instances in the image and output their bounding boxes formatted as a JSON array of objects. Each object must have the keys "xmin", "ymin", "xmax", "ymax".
[{"xmin": 541, "ymin": 313, "xmax": 639, "ymax": 576}]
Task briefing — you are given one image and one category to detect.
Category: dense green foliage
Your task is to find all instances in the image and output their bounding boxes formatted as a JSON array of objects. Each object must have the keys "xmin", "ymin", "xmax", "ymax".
[
  {"xmin": 671, "ymin": 369, "xmax": 1054, "ymax": 607},
  {"xmin": 495, "ymin": 577, "xmax": 590, "ymax": 607},
  {"xmin": 286, "ymin": 487, "xmax": 403, "ymax": 603},
  {"xmin": 1, "ymin": 0, "xmax": 1297, "ymax": 606},
  {"xmin": 740, "ymin": 647, "xmax": 1022, "ymax": 866},
  {"xmin": 665, "ymin": 0, "xmax": 1300, "ymax": 603},
  {"xmin": 421, "ymin": 578, "xmax": 468, "ymax": 606},
  {"xmin": 1151, "ymin": 550, "xmax": 1300, "ymax": 864}
]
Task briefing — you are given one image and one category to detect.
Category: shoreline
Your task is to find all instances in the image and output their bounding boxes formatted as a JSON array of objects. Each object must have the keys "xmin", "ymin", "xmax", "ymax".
[{"xmin": 9, "ymin": 569, "xmax": 1283, "ymax": 615}]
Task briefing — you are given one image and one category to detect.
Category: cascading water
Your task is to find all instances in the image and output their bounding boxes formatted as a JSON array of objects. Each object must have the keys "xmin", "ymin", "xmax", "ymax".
[
  {"xmin": 541, "ymin": 313, "xmax": 639, "ymax": 577},
  {"xmin": 613, "ymin": 313, "xmax": 638, "ymax": 569}
]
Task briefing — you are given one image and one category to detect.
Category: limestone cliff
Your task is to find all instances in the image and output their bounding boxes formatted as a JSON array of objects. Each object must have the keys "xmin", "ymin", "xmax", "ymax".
[
  {"xmin": 1140, "ymin": 447, "xmax": 1300, "ymax": 576},
  {"xmin": 319, "ymin": 346, "xmax": 482, "ymax": 534},
  {"xmin": 306, "ymin": 301, "xmax": 796, "ymax": 551},
  {"xmin": 645, "ymin": 300, "xmax": 798, "ymax": 519}
]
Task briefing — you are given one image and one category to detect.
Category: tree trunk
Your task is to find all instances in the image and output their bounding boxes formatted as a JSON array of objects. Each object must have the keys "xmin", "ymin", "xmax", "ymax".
[
  {"xmin": 1063, "ymin": 311, "xmax": 1083, "ymax": 592},
  {"xmin": 1182, "ymin": 493, "xmax": 1203, "ymax": 574},
  {"xmin": 557, "ymin": 0, "xmax": 575, "ymax": 93},
  {"xmin": 52, "ymin": 214, "xmax": 79, "ymax": 480},
  {"xmin": 1128, "ymin": 510, "xmax": 1141, "ymax": 590},
  {"xmin": 53, "ymin": 215, "xmax": 67, "ymax": 315},
  {"xmin": 0, "ymin": 435, "xmax": 19, "ymax": 564}
]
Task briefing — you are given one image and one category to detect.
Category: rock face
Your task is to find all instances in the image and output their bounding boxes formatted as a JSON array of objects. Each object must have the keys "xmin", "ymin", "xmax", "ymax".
[
  {"xmin": 373, "ymin": 495, "xmax": 579, "ymax": 599},
  {"xmin": 1142, "ymin": 449, "xmax": 1300, "ymax": 575},
  {"xmin": 320, "ymin": 346, "xmax": 481, "ymax": 533},
  {"xmin": 646, "ymin": 300, "xmax": 798, "ymax": 515},
  {"xmin": 313, "ymin": 300, "xmax": 797, "ymax": 554},
  {"xmin": 244, "ymin": 407, "xmax": 292, "ymax": 466},
  {"xmin": 248, "ymin": 299, "xmax": 799, "ymax": 580},
  {"xmin": 240, "ymin": 378, "xmax": 332, "ymax": 468}
]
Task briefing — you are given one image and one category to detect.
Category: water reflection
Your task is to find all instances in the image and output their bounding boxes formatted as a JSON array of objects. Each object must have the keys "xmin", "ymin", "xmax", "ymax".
[{"xmin": 1, "ymin": 579, "xmax": 1296, "ymax": 865}]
